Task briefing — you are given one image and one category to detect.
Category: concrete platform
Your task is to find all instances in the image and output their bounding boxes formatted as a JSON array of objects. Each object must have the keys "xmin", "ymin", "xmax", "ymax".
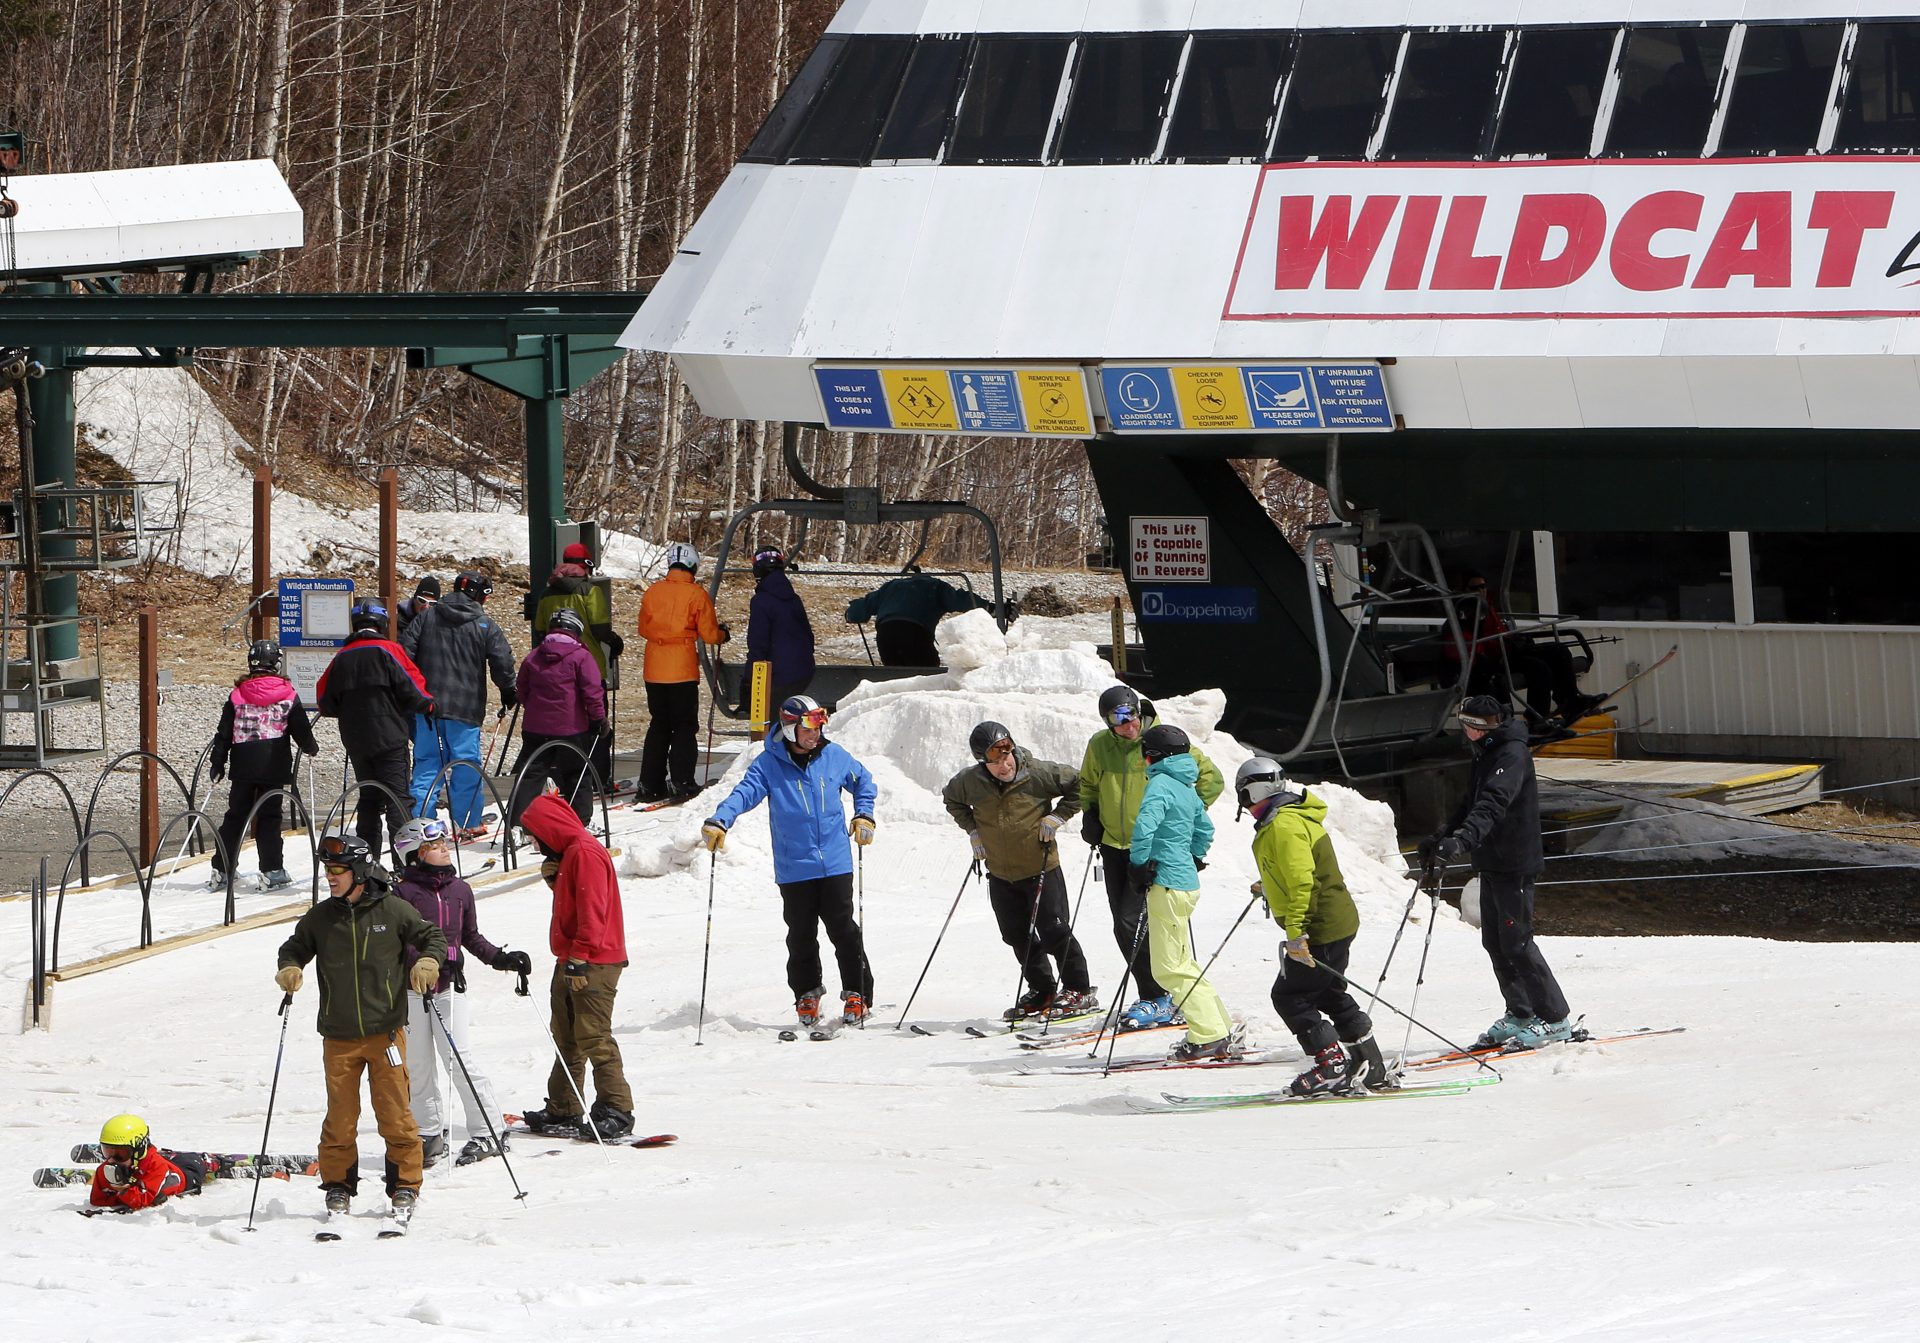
[{"xmin": 1538, "ymin": 758, "xmax": 1825, "ymax": 822}]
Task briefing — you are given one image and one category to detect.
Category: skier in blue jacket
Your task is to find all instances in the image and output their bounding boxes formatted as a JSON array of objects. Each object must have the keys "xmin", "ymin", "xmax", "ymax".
[{"xmin": 702, "ymin": 695, "xmax": 879, "ymax": 1029}]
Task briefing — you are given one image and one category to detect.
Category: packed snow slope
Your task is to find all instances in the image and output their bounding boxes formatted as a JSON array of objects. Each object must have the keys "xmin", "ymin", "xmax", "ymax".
[{"xmin": 3, "ymin": 614, "xmax": 1913, "ymax": 1340}]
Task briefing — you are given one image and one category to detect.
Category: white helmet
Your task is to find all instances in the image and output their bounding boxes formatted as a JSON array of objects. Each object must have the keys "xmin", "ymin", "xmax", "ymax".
[
  {"xmin": 393, "ymin": 816, "xmax": 450, "ymax": 865},
  {"xmin": 779, "ymin": 694, "xmax": 828, "ymax": 743},
  {"xmin": 665, "ymin": 542, "xmax": 699, "ymax": 572},
  {"xmin": 1235, "ymin": 756, "xmax": 1304, "ymax": 812}
]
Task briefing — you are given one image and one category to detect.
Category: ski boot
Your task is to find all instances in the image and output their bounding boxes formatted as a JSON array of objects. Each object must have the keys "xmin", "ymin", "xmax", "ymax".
[
  {"xmin": 204, "ymin": 871, "xmax": 232, "ymax": 892},
  {"xmin": 1508, "ymin": 1016, "xmax": 1575, "ymax": 1049},
  {"xmin": 1342, "ymin": 1032, "xmax": 1397, "ymax": 1091},
  {"xmin": 260, "ymin": 868, "xmax": 293, "ymax": 891},
  {"xmin": 456, "ymin": 1135, "xmax": 507, "ymax": 1166},
  {"xmin": 322, "ymin": 1183, "xmax": 352, "ymax": 1215},
  {"xmin": 841, "ymin": 990, "xmax": 869, "ymax": 1028},
  {"xmin": 1473, "ymin": 1013, "xmax": 1529, "ymax": 1050},
  {"xmin": 587, "ymin": 1101, "xmax": 635, "ymax": 1141},
  {"xmin": 1004, "ymin": 986, "xmax": 1057, "ymax": 1022},
  {"xmin": 1119, "ymin": 994, "xmax": 1184, "ymax": 1031},
  {"xmin": 1288, "ymin": 1042, "xmax": 1353, "ymax": 1097},
  {"xmin": 1168, "ymin": 1024, "xmax": 1245, "ymax": 1063},
  {"xmin": 795, "ymin": 987, "xmax": 826, "ymax": 1029},
  {"xmin": 1045, "ymin": 987, "xmax": 1099, "ymax": 1019},
  {"xmin": 420, "ymin": 1130, "xmax": 448, "ymax": 1169}
]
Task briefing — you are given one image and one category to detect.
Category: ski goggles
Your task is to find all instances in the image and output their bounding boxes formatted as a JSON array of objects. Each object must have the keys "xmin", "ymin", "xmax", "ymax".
[
  {"xmin": 100, "ymin": 1144, "xmax": 139, "ymax": 1163},
  {"xmin": 784, "ymin": 707, "xmax": 830, "ymax": 730},
  {"xmin": 412, "ymin": 818, "xmax": 452, "ymax": 846},
  {"xmin": 1105, "ymin": 704, "xmax": 1137, "ymax": 727},
  {"xmin": 983, "ymin": 739, "xmax": 1015, "ymax": 762}
]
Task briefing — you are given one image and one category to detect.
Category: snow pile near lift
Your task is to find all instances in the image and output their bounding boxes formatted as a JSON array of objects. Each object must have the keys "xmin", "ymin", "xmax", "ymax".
[
  {"xmin": 75, "ymin": 365, "xmax": 665, "ymax": 580},
  {"xmin": 1566, "ymin": 793, "xmax": 1919, "ymax": 868}
]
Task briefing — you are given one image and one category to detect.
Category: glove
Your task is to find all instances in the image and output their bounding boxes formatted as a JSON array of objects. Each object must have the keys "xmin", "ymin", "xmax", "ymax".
[
  {"xmin": 717, "ymin": 623, "xmax": 732, "ymax": 643},
  {"xmin": 1285, "ymin": 935, "xmax": 1314, "ymax": 965},
  {"xmin": 700, "ymin": 821, "xmax": 728, "ymax": 852},
  {"xmin": 1128, "ymin": 860, "xmax": 1158, "ymax": 895},
  {"xmin": 1248, "ymin": 879, "xmax": 1265, "ymax": 900},
  {"xmin": 588, "ymin": 720, "xmax": 607, "ymax": 739},
  {"xmin": 850, "ymin": 815, "xmax": 876, "ymax": 846},
  {"xmin": 103, "ymin": 1163, "xmax": 133, "ymax": 1189},
  {"xmin": 494, "ymin": 948, "xmax": 533, "ymax": 976},
  {"xmin": 1039, "ymin": 815, "xmax": 1065, "ymax": 845},
  {"xmin": 1080, "ymin": 806, "xmax": 1103, "ymax": 846},
  {"xmin": 1417, "ymin": 833, "xmax": 1443, "ymax": 864},
  {"xmin": 500, "ymin": 687, "xmax": 518, "ymax": 710},
  {"xmin": 1194, "ymin": 856, "xmax": 1208, "ymax": 872},
  {"xmin": 606, "ymin": 630, "xmax": 626, "ymax": 659},
  {"xmin": 275, "ymin": 964, "xmax": 303, "ymax": 994},
  {"xmin": 564, "ymin": 959, "xmax": 589, "ymax": 992},
  {"xmin": 1437, "ymin": 834, "xmax": 1468, "ymax": 863},
  {"xmin": 967, "ymin": 830, "xmax": 988, "ymax": 863},
  {"xmin": 423, "ymin": 699, "xmax": 436, "ymax": 718},
  {"xmin": 210, "ymin": 759, "xmax": 226, "ymax": 783},
  {"xmin": 409, "ymin": 958, "xmax": 440, "ymax": 994}
]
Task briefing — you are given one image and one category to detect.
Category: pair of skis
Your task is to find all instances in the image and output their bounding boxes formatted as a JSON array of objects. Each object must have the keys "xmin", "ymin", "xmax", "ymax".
[
  {"xmin": 316, "ymin": 1201, "xmax": 412, "ymax": 1241},
  {"xmin": 33, "ymin": 1148, "xmax": 318, "ymax": 1189}
]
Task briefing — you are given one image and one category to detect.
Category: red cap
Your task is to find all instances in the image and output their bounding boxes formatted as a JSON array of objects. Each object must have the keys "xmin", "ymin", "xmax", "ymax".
[{"xmin": 563, "ymin": 542, "xmax": 592, "ymax": 563}]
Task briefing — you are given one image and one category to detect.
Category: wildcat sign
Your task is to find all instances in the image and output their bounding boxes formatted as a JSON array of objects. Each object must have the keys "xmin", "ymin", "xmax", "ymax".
[{"xmin": 1224, "ymin": 160, "xmax": 1920, "ymax": 320}]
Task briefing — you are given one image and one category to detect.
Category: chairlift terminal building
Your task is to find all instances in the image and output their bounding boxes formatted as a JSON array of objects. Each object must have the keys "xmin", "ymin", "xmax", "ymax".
[{"xmin": 625, "ymin": 1, "xmax": 1920, "ymax": 800}]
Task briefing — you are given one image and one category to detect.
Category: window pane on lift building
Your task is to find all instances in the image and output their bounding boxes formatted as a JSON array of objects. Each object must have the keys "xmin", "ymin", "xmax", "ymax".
[
  {"xmin": 1492, "ymin": 28, "xmax": 1617, "ymax": 158},
  {"xmin": 947, "ymin": 37, "xmax": 1074, "ymax": 165},
  {"xmin": 743, "ymin": 36, "xmax": 848, "ymax": 162},
  {"xmin": 1750, "ymin": 534, "xmax": 1920, "ymax": 625},
  {"xmin": 1272, "ymin": 30, "xmax": 1401, "ymax": 161},
  {"xmin": 1717, "ymin": 23, "xmax": 1845, "ymax": 155},
  {"xmin": 1379, "ymin": 29, "xmax": 1506, "ymax": 160},
  {"xmin": 873, "ymin": 37, "xmax": 971, "ymax": 162},
  {"xmin": 1162, "ymin": 34, "xmax": 1293, "ymax": 162},
  {"xmin": 788, "ymin": 38, "xmax": 915, "ymax": 164},
  {"xmin": 1605, "ymin": 26, "xmax": 1732, "ymax": 157},
  {"xmin": 1556, "ymin": 533, "xmax": 1735, "ymax": 622},
  {"xmin": 1056, "ymin": 33, "xmax": 1185, "ymax": 164},
  {"xmin": 1833, "ymin": 22, "xmax": 1920, "ymax": 153}
]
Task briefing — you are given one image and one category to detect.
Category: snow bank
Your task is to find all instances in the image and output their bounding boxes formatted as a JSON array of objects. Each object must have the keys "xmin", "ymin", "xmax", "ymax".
[{"xmin": 1566, "ymin": 793, "xmax": 1920, "ymax": 868}]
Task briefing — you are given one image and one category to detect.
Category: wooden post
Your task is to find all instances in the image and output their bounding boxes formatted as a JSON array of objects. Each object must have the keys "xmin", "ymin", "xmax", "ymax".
[
  {"xmin": 379, "ymin": 467, "xmax": 399, "ymax": 638},
  {"xmin": 1110, "ymin": 596, "xmax": 1127, "ymax": 677},
  {"xmin": 139, "ymin": 606, "xmax": 159, "ymax": 866},
  {"xmin": 251, "ymin": 468, "xmax": 274, "ymax": 643}
]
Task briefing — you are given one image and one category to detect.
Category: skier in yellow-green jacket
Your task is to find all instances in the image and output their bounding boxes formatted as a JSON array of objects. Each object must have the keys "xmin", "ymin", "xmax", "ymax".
[
  {"xmin": 1079, "ymin": 685, "xmax": 1222, "ymax": 1031},
  {"xmin": 1236, "ymin": 757, "xmax": 1394, "ymax": 1098}
]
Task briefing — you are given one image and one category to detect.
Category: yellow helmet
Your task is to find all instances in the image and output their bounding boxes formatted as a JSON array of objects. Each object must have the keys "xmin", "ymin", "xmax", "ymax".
[{"xmin": 100, "ymin": 1113, "xmax": 150, "ymax": 1159}]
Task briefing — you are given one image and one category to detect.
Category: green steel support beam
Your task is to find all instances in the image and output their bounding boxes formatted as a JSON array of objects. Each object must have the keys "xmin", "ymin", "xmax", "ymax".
[{"xmin": 525, "ymin": 395, "xmax": 566, "ymax": 589}]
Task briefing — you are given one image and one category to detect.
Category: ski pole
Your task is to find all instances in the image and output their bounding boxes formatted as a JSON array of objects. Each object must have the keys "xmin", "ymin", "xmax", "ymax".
[
  {"xmin": 695, "ymin": 849, "xmax": 717, "ymax": 1046},
  {"xmin": 854, "ymin": 843, "xmax": 868, "ymax": 1028},
  {"xmin": 1397, "ymin": 870, "xmax": 1447, "ymax": 1065},
  {"xmin": 491, "ymin": 704, "xmax": 520, "ymax": 776},
  {"xmin": 1003, "ymin": 842, "xmax": 1053, "ymax": 1033},
  {"xmin": 1094, "ymin": 900, "xmax": 1152, "ymax": 1071},
  {"xmin": 1064, "ymin": 844, "xmax": 1097, "ymax": 942},
  {"xmin": 1363, "ymin": 866, "xmax": 1429, "ymax": 1015},
  {"xmin": 424, "ymin": 991, "xmax": 527, "ymax": 1201},
  {"xmin": 895, "ymin": 860, "xmax": 977, "ymax": 1031},
  {"xmin": 245, "ymin": 992, "xmax": 294, "ymax": 1233},
  {"xmin": 1310, "ymin": 954, "xmax": 1499, "ymax": 1077},
  {"xmin": 517, "ymin": 967, "xmax": 614, "ymax": 1160},
  {"xmin": 1164, "ymin": 891, "xmax": 1262, "ymax": 1028}
]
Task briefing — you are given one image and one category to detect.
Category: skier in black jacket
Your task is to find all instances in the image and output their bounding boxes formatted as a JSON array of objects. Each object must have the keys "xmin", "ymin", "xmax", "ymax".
[
  {"xmin": 1421, "ymin": 695, "xmax": 1572, "ymax": 1051},
  {"xmin": 317, "ymin": 601, "xmax": 435, "ymax": 861}
]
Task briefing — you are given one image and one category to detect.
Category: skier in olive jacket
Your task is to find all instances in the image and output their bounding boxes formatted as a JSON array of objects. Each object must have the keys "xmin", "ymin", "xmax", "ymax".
[
  {"xmin": 275, "ymin": 834, "xmax": 446, "ymax": 1212},
  {"xmin": 941, "ymin": 720, "xmax": 1093, "ymax": 1020}
]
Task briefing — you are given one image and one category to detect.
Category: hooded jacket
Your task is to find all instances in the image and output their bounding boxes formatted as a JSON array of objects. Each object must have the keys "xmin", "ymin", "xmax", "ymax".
[
  {"xmin": 1252, "ymin": 791, "xmax": 1359, "ymax": 945},
  {"xmin": 707, "ymin": 731, "xmax": 877, "ymax": 885},
  {"xmin": 940, "ymin": 747, "xmax": 1079, "ymax": 882},
  {"xmin": 516, "ymin": 629, "xmax": 606, "ymax": 737},
  {"xmin": 1078, "ymin": 715, "xmax": 1223, "ymax": 849},
  {"xmin": 1447, "ymin": 716, "xmax": 1543, "ymax": 875},
  {"xmin": 211, "ymin": 673, "xmax": 319, "ymax": 781},
  {"xmin": 316, "ymin": 631, "xmax": 434, "ymax": 758},
  {"xmin": 394, "ymin": 862, "xmax": 505, "ymax": 995},
  {"xmin": 521, "ymin": 793, "xmax": 627, "ymax": 965},
  {"xmin": 1127, "ymin": 753, "xmax": 1214, "ymax": 891},
  {"xmin": 277, "ymin": 880, "xmax": 447, "ymax": 1040},
  {"xmin": 639, "ymin": 568, "xmax": 724, "ymax": 684},
  {"xmin": 400, "ymin": 591, "xmax": 516, "ymax": 726},
  {"xmin": 746, "ymin": 568, "xmax": 816, "ymax": 688},
  {"xmin": 535, "ymin": 563, "xmax": 622, "ymax": 675}
]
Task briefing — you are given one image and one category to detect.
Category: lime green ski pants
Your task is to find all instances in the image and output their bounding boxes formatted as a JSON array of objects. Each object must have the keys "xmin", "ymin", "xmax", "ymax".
[{"xmin": 1146, "ymin": 884, "xmax": 1234, "ymax": 1045}]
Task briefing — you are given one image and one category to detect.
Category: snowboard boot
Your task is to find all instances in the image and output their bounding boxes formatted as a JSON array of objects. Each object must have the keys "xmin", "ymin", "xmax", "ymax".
[
  {"xmin": 456, "ymin": 1135, "xmax": 508, "ymax": 1166},
  {"xmin": 841, "ymin": 990, "xmax": 869, "ymax": 1028},
  {"xmin": 420, "ymin": 1130, "xmax": 448, "ymax": 1169},
  {"xmin": 1046, "ymin": 987, "xmax": 1099, "ymax": 1019},
  {"xmin": 1509, "ymin": 1016, "xmax": 1575, "ymax": 1049},
  {"xmin": 1004, "ymin": 986, "xmax": 1058, "ymax": 1022},
  {"xmin": 322, "ymin": 1183, "xmax": 351, "ymax": 1215},
  {"xmin": 518, "ymin": 1105, "xmax": 585, "ymax": 1136},
  {"xmin": 1288, "ymin": 1042, "xmax": 1352, "ymax": 1097},
  {"xmin": 587, "ymin": 1101, "xmax": 635, "ymax": 1141},
  {"xmin": 260, "ymin": 868, "xmax": 293, "ymax": 891},
  {"xmin": 1473, "ymin": 1013, "xmax": 1529, "ymax": 1050},
  {"xmin": 796, "ymin": 987, "xmax": 826, "ymax": 1028},
  {"xmin": 1342, "ymin": 1032, "xmax": 1397, "ymax": 1091}
]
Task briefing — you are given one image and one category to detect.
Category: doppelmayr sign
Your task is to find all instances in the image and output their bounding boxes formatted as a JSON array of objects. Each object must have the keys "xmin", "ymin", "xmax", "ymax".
[{"xmin": 1225, "ymin": 160, "xmax": 1920, "ymax": 321}]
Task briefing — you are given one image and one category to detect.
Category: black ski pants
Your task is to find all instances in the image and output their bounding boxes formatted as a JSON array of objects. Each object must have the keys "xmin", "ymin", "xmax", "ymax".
[
  {"xmin": 215, "ymin": 777, "xmax": 288, "ymax": 874},
  {"xmin": 350, "ymin": 745, "xmax": 412, "ymax": 864},
  {"xmin": 875, "ymin": 620, "xmax": 938, "ymax": 667},
  {"xmin": 1270, "ymin": 933, "xmax": 1372, "ymax": 1055},
  {"xmin": 1473, "ymin": 640, "xmax": 1580, "ymax": 720},
  {"xmin": 1099, "ymin": 842, "xmax": 1165, "ymax": 1000},
  {"xmin": 987, "ymin": 866, "xmax": 1092, "ymax": 995},
  {"xmin": 779, "ymin": 872, "xmax": 873, "ymax": 1002},
  {"xmin": 640, "ymin": 680, "xmax": 700, "ymax": 794},
  {"xmin": 509, "ymin": 729, "xmax": 595, "ymax": 831},
  {"xmin": 1478, "ymin": 871, "xmax": 1570, "ymax": 1023}
]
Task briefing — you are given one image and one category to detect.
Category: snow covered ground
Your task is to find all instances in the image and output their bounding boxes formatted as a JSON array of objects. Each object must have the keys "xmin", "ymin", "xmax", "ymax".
[{"xmin": 2, "ymin": 615, "xmax": 1914, "ymax": 1340}]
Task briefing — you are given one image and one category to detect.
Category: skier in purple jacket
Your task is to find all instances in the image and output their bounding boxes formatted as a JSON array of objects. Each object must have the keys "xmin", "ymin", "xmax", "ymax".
[
  {"xmin": 393, "ymin": 816, "xmax": 534, "ymax": 1167},
  {"xmin": 509, "ymin": 609, "xmax": 607, "ymax": 833}
]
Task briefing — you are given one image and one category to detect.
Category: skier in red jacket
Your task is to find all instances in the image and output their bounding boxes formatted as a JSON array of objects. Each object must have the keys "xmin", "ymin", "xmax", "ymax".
[
  {"xmin": 88, "ymin": 1114, "xmax": 208, "ymax": 1212},
  {"xmin": 515, "ymin": 793, "xmax": 633, "ymax": 1141}
]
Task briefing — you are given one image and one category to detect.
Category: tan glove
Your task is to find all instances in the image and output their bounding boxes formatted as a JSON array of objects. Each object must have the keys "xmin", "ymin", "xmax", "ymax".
[
  {"xmin": 700, "ymin": 822, "xmax": 727, "ymax": 852},
  {"xmin": 1284, "ymin": 935, "xmax": 1314, "ymax": 965},
  {"xmin": 409, "ymin": 958, "xmax": 440, "ymax": 994},
  {"xmin": 967, "ymin": 830, "xmax": 988, "ymax": 863},
  {"xmin": 275, "ymin": 964, "xmax": 302, "ymax": 994},
  {"xmin": 850, "ymin": 815, "xmax": 876, "ymax": 846},
  {"xmin": 564, "ymin": 959, "xmax": 590, "ymax": 992}
]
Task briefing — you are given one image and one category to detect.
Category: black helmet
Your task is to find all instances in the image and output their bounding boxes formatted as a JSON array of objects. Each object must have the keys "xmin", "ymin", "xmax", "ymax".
[
  {"xmin": 1097, "ymin": 684, "xmax": 1141, "ymax": 728},
  {"xmin": 246, "ymin": 640, "xmax": 282, "ymax": 672},
  {"xmin": 454, "ymin": 570, "xmax": 493, "ymax": 599},
  {"xmin": 1235, "ymin": 756, "xmax": 1303, "ymax": 811},
  {"xmin": 779, "ymin": 694, "xmax": 828, "ymax": 744},
  {"xmin": 969, "ymin": 720, "xmax": 1014, "ymax": 762},
  {"xmin": 317, "ymin": 832, "xmax": 379, "ymax": 888},
  {"xmin": 1456, "ymin": 694, "xmax": 1509, "ymax": 730},
  {"xmin": 548, "ymin": 608, "xmax": 587, "ymax": 639},
  {"xmin": 752, "ymin": 546, "xmax": 786, "ymax": 578},
  {"xmin": 1139, "ymin": 723, "xmax": 1190, "ymax": 763},
  {"xmin": 350, "ymin": 600, "xmax": 388, "ymax": 633}
]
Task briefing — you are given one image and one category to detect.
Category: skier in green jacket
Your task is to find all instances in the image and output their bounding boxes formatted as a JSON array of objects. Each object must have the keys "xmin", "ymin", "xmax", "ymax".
[
  {"xmin": 1079, "ymin": 685, "xmax": 1222, "ymax": 1030},
  {"xmin": 1236, "ymin": 757, "xmax": 1392, "ymax": 1096}
]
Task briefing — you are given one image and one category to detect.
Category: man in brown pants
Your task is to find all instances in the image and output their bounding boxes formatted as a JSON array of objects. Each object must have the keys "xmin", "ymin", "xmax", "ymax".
[{"xmin": 277, "ymin": 833, "xmax": 446, "ymax": 1219}]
